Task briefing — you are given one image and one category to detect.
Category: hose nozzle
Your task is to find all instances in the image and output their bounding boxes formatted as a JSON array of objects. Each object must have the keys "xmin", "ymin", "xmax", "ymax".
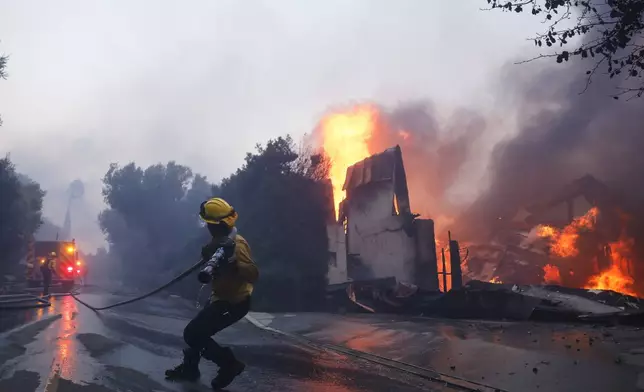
[{"xmin": 197, "ymin": 247, "xmax": 225, "ymax": 284}]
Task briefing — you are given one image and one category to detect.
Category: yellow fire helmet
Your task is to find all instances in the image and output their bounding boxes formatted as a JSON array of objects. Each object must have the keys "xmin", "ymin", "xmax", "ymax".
[{"xmin": 199, "ymin": 197, "xmax": 238, "ymax": 228}]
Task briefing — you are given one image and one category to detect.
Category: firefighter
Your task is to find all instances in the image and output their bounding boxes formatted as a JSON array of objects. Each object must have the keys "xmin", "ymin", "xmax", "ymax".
[
  {"xmin": 165, "ymin": 197, "xmax": 259, "ymax": 390},
  {"xmin": 41, "ymin": 251, "xmax": 56, "ymax": 297}
]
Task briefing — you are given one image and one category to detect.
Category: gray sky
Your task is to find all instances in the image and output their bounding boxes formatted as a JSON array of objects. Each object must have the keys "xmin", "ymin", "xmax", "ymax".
[{"xmin": 0, "ymin": 1, "xmax": 548, "ymax": 251}]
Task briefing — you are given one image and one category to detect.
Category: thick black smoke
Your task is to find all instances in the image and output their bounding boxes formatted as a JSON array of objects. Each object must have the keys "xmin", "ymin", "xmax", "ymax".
[
  {"xmin": 457, "ymin": 56, "xmax": 644, "ymax": 241},
  {"xmin": 362, "ymin": 101, "xmax": 485, "ymax": 232},
  {"xmin": 317, "ymin": 41, "xmax": 644, "ymax": 247}
]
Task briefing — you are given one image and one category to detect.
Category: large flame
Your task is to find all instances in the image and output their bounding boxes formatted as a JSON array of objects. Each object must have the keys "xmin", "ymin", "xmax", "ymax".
[
  {"xmin": 535, "ymin": 207, "xmax": 599, "ymax": 257},
  {"xmin": 536, "ymin": 207, "xmax": 640, "ymax": 297},
  {"xmin": 320, "ymin": 105, "xmax": 377, "ymax": 218},
  {"xmin": 585, "ymin": 236, "xmax": 637, "ymax": 296}
]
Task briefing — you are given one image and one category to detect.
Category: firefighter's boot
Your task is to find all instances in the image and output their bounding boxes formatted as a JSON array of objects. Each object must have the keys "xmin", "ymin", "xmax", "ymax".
[
  {"xmin": 165, "ymin": 348, "xmax": 201, "ymax": 382},
  {"xmin": 204, "ymin": 346, "xmax": 245, "ymax": 390}
]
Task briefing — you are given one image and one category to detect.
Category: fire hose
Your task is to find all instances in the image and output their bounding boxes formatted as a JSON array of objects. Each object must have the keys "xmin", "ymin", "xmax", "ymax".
[
  {"xmin": 0, "ymin": 290, "xmax": 81, "ymax": 310},
  {"xmin": 1, "ymin": 229, "xmax": 236, "ymax": 312},
  {"xmin": 0, "ymin": 293, "xmax": 52, "ymax": 310},
  {"xmin": 0, "ymin": 258, "xmax": 209, "ymax": 311},
  {"xmin": 71, "ymin": 258, "xmax": 206, "ymax": 311},
  {"xmin": 71, "ymin": 244, "xmax": 229, "ymax": 312},
  {"xmin": 0, "ymin": 258, "xmax": 209, "ymax": 313}
]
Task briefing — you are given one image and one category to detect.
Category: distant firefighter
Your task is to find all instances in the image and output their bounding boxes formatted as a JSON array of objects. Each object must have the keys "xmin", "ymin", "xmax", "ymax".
[{"xmin": 40, "ymin": 251, "xmax": 56, "ymax": 297}]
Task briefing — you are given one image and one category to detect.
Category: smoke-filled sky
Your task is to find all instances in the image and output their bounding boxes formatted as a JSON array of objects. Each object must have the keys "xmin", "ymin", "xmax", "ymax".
[{"xmin": 0, "ymin": 1, "xmax": 567, "ymax": 250}]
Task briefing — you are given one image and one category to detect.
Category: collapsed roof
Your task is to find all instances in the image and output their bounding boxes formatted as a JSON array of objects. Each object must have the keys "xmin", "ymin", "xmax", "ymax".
[
  {"xmin": 339, "ymin": 145, "xmax": 413, "ymax": 221},
  {"xmin": 524, "ymin": 174, "xmax": 619, "ymax": 227}
]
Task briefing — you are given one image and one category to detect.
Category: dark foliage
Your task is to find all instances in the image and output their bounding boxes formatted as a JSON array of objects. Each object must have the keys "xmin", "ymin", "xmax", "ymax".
[
  {"xmin": 215, "ymin": 136, "xmax": 332, "ymax": 311},
  {"xmin": 487, "ymin": 0, "xmax": 644, "ymax": 98},
  {"xmin": 0, "ymin": 50, "xmax": 7, "ymax": 126},
  {"xmin": 98, "ymin": 136, "xmax": 332, "ymax": 311},
  {"xmin": 98, "ymin": 161, "xmax": 211, "ymax": 287},
  {"xmin": 0, "ymin": 158, "xmax": 45, "ymax": 271},
  {"xmin": 0, "ymin": 53, "xmax": 6, "ymax": 80}
]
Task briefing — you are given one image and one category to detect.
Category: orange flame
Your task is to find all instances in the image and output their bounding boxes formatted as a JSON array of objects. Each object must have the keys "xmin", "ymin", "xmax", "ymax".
[
  {"xmin": 536, "ymin": 207, "xmax": 599, "ymax": 257},
  {"xmin": 585, "ymin": 236, "xmax": 637, "ymax": 296},
  {"xmin": 536, "ymin": 207, "xmax": 639, "ymax": 297},
  {"xmin": 320, "ymin": 105, "xmax": 377, "ymax": 218},
  {"xmin": 543, "ymin": 264, "xmax": 562, "ymax": 284},
  {"xmin": 489, "ymin": 276, "xmax": 503, "ymax": 284}
]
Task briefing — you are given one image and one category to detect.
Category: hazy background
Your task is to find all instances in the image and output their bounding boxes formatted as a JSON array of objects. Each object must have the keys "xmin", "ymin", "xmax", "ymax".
[{"xmin": 0, "ymin": 1, "xmax": 549, "ymax": 251}]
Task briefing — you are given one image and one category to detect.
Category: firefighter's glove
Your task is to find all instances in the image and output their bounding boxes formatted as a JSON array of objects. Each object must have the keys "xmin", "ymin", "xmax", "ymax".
[
  {"xmin": 218, "ymin": 237, "xmax": 236, "ymax": 260},
  {"xmin": 201, "ymin": 237, "xmax": 236, "ymax": 279},
  {"xmin": 201, "ymin": 237, "xmax": 236, "ymax": 260},
  {"xmin": 201, "ymin": 244, "xmax": 215, "ymax": 261},
  {"xmin": 214, "ymin": 238, "xmax": 237, "ymax": 276}
]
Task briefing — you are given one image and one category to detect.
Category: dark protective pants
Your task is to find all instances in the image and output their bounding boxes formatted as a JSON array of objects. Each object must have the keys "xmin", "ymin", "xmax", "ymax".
[
  {"xmin": 182, "ymin": 296, "xmax": 250, "ymax": 367},
  {"xmin": 41, "ymin": 268, "xmax": 52, "ymax": 296}
]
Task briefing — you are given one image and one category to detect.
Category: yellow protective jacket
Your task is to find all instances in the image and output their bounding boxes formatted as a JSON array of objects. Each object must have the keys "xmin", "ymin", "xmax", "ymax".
[
  {"xmin": 41, "ymin": 258, "xmax": 56, "ymax": 271},
  {"xmin": 210, "ymin": 234, "xmax": 259, "ymax": 304}
]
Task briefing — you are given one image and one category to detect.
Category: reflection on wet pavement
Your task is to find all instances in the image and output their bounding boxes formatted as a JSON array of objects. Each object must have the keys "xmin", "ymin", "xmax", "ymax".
[
  {"xmin": 0, "ymin": 293, "xmax": 451, "ymax": 392},
  {"xmin": 0, "ymin": 303, "xmax": 46, "ymax": 334},
  {"xmin": 261, "ymin": 313, "xmax": 644, "ymax": 392}
]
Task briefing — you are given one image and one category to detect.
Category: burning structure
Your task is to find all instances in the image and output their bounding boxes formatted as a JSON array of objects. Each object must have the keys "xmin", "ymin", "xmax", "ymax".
[
  {"xmin": 326, "ymin": 145, "xmax": 445, "ymax": 291},
  {"xmin": 318, "ymin": 104, "xmax": 463, "ymax": 297},
  {"xmin": 315, "ymin": 103, "xmax": 643, "ymax": 322},
  {"xmin": 467, "ymin": 174, "xmax": 643, "ymax": 298}
]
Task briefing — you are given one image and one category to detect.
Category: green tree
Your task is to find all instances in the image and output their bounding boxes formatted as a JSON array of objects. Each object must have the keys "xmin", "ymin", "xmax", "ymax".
[
  {"xmin": 99, "ymin": 161, "xmax": 211, "ymax": 286},
  {"xmin": 487, "ymin": 0, "xmax": 644, "ymax": 97},
  {"xmin": 99, "ymin": 137, "xmax": 333, "ymax": 310},
  {"xmin": 216, "ymin": 136, "xmax": 332, "ymax": 311},
  {"xmin": 0, "ymin": 53, "xmax": 6, "ymax": 79},
  {"xmin": 0, "ymin": 158, "xmax": 45, "ymax": 271},
  {"xmin": 0, "ymin": 47, "xmax": 45, "ymax": 270},
  {"xmin": 0, "ymin": 49, "xmax": 7, "ymax": 125}
]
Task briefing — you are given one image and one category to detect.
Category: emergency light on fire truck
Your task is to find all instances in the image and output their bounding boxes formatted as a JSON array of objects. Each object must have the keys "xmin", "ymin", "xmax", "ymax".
[{"xmin": 26, "ymin": 238, "xmax": 86, "ymax": 290}]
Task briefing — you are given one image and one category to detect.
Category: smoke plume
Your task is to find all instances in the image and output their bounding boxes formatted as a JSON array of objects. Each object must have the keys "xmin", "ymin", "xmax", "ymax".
[
  {"xmin": 459, "ymin": 60, "xmax": 644, "ymax": 241},
  {"xmin": 364, "ymin": 102, "xmax": 485, "ymax": 232},
  {"xmin": 320, "ymin": 57, "xmax": 644, "ymax": 250}
]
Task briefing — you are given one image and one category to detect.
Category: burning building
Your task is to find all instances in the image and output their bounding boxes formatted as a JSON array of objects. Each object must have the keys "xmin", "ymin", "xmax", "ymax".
[
  {"xmin": 467, "ymin": 174, "xmax": 643, "ymax": 298},
  {"xmin": 326, "ymin": 145, "xmax": 443, "ymax": 291},
  {"xmin": 317, "ymin": 104, "xmax": 466, "ymax": 298},
  {"xmin": 315, "ymin": 104, "xmax": 643, "ymax": 322}
]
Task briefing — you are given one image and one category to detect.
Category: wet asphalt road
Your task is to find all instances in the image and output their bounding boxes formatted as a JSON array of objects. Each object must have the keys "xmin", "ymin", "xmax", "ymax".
[
  {"xmin": 0, "ymin": 291, "xmax": 454, "ymax": 392},
  {"xmin": 252, "ymin": 312, "xmax": 644, "ymax": 392},
  {"xmin": 0, "ymin": 305, "xmax": 43, "ymax": 334}
]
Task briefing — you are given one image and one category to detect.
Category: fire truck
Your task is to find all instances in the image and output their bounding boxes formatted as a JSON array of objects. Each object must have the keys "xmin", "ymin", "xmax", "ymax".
[{"xmin": 26, "ymin": 239, "xmax": 85, "ymax": 291}]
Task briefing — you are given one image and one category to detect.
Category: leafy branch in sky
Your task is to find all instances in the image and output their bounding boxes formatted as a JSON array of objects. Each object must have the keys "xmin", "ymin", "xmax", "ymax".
[
  {"xmin": 486, "ymin": 0, "xmax": 644, "ymax": 98},
  {"xmin": 0, "ymin": 50, "xmax": 6, "ymax": 125}
]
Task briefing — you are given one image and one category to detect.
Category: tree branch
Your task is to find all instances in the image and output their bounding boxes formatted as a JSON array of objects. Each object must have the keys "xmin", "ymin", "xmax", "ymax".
[{"xmin": 485, "ymin": 0, "xmax": 644, "ymax": 98}]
